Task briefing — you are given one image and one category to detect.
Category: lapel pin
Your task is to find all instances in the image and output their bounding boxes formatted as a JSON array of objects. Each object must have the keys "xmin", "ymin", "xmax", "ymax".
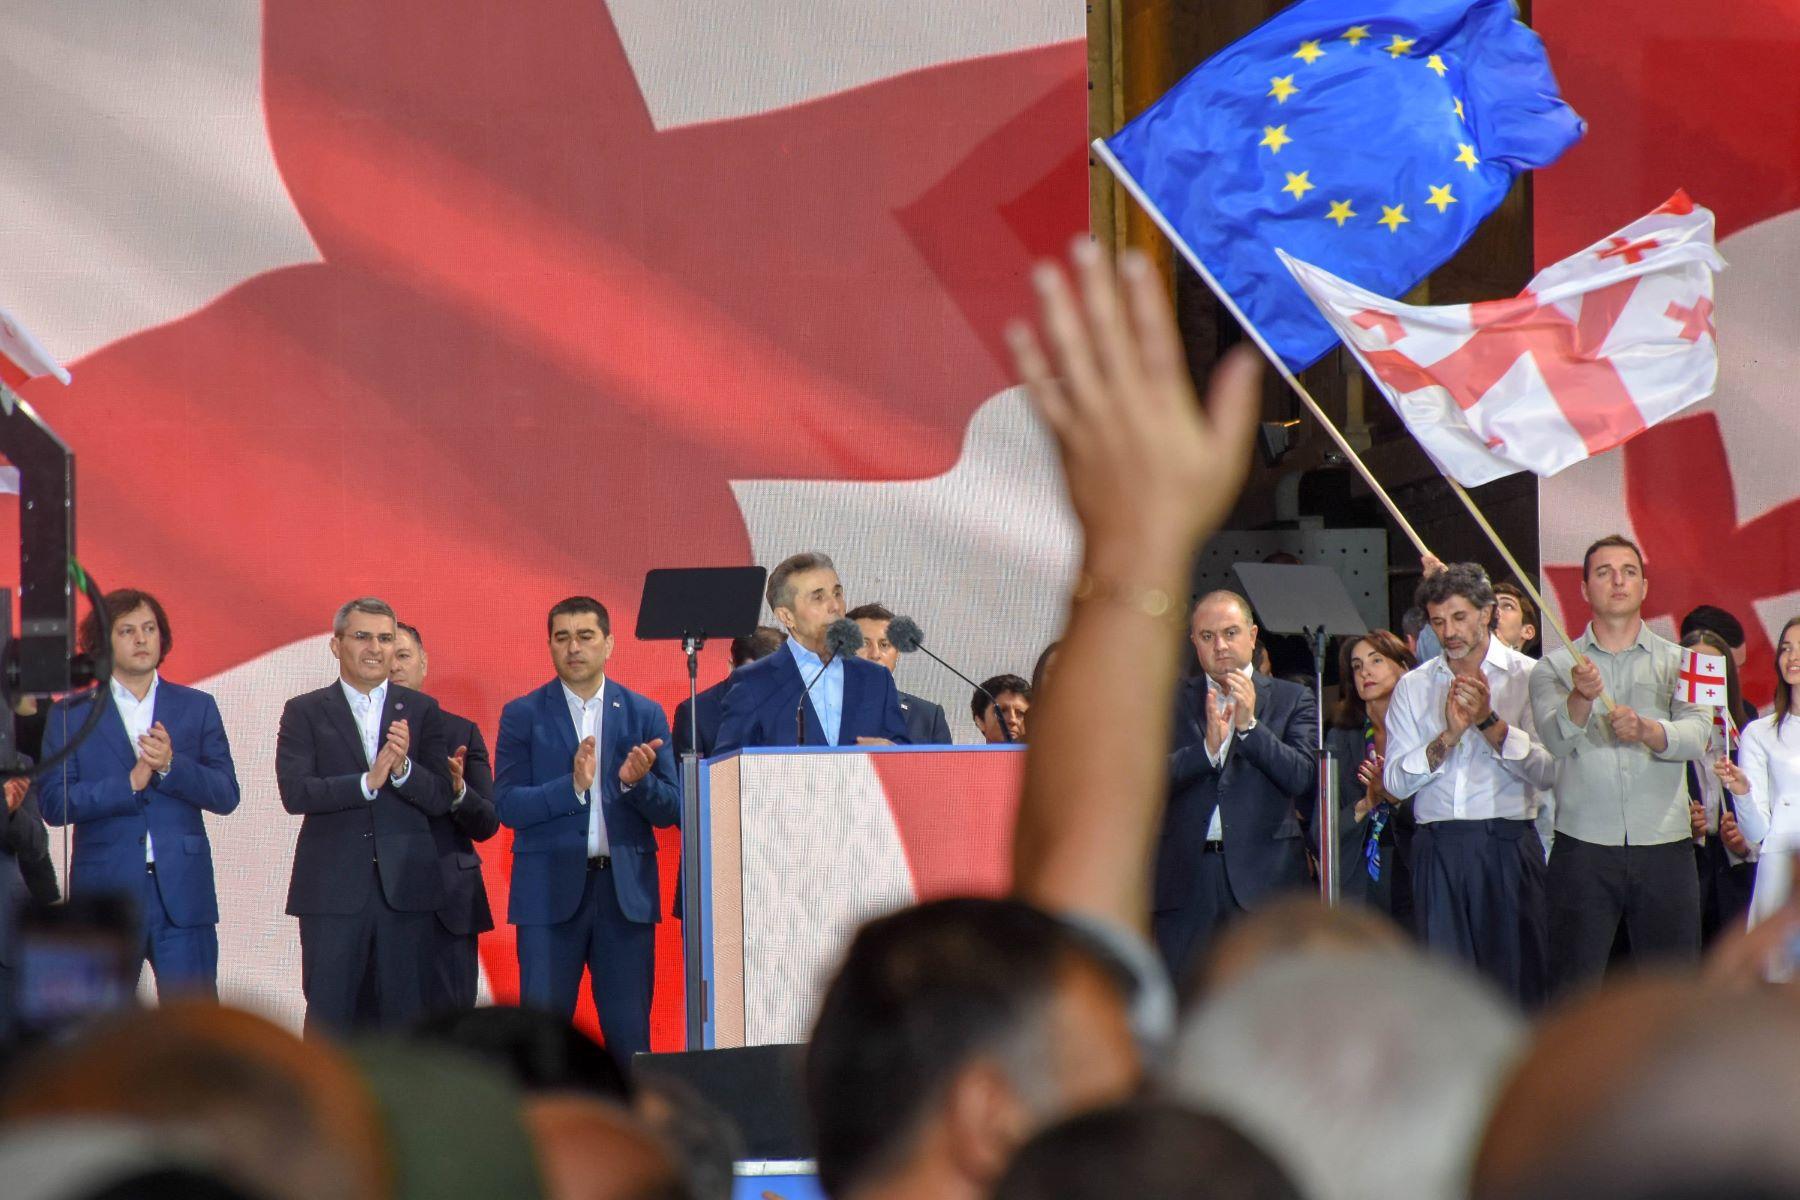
[{"xmin": 395, "ymin": 701, "xmax": 405, "ymax": 711}]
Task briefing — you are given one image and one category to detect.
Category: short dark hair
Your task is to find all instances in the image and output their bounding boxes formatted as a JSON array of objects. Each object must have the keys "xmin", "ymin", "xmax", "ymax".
[
  {"xmin": 80, "ymin": 588, "xmax": 173, "ymax": 665},
  {"xmin": 1681, "ymin": 604, "xmax": 1746, "ymax": 649},
  {"xmin": 1492, "ymin": 582, "xmax": 1538, "ymax": 631},
  {"xmin": 845, "ymin": 602, "xmax": 895, "ymax": 624},
  {"xmin": 994, "ymin": 1099, "xmax": 1302, "ymax": 1200},
  {"xmin": 1582, "ymin": 534, "xmax": 1646, "ymax": 579},
  {"xmin": 806, "ymin": 898, "xmax": 1127, "ymax": 1197},
  {"xmin": 729, "ymin": 625, "xmax": 786, "ymax": 668},
  {"xmin": 1415, "ymin": 562, "xmax": 1496, "ymax": 616},
  {"xmin": 395, "ymin": 621, "xmax": 424, "ymax": 651},
  {"xmin": 767, "ymin": 552, "xmax": 836, "ymax": 612},
  {"xmin": 1401, "ymin": 606, "xmax": 1427, "ymax": 640},
  {"xmin": 973, "ymin": 674, "xmax": 1032, "ymax": 723},
  {"xmin": 547, "ymin": 596, "xmax": 610, "ymax": 637}
]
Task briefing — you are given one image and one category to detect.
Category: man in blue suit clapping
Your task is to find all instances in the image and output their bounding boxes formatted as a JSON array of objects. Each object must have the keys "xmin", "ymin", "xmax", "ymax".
[
  {"xmin": 41, "ymin": 589, "xmax": 240, "ymax": 998},
  {"xmin": 716, "ymin": 552, "xmax": 908, "ymax": 752},
  {"xmin": 496, "ymin": 596, "xmax": 679, "ymax": 1067}
]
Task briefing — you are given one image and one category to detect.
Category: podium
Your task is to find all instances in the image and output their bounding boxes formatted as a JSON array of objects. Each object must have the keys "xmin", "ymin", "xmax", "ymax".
[{"xmin": 689, "ymin": 745, "xmax": 1024, "ymax": 1049}]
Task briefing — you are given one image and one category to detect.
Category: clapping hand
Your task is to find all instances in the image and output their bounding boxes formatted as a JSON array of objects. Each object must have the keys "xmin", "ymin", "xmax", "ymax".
[
  {"xmin": 368, "ymin": 718, "xmax": 410, "ymax": 789},
  {"xmin": 1204, "ymin": 688, "xmax": 1233, "ymax": 755},
  {"xmin": 1220, "ymin": 670, "xmax": 1256, "ymax": 732},
  {"xmin": 573, "ymin": 736, "xmax": 598, "ymax": 794},
  {"xmin": 448, "ymin": 745, "xmax": 467, "ymax": 794},
  {"xmin": 4, "ymin": 777, "xmax": 26, "ymax": 814},
  {"xmin": 619, "ymin": 738, "xmax": 663, "ymax": 786}
]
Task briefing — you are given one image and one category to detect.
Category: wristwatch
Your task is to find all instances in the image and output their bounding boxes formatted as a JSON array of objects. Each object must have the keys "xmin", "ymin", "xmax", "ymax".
[{"xmin": 1476, "ymin": 712, "xmax": 1500, "ymax": 731}]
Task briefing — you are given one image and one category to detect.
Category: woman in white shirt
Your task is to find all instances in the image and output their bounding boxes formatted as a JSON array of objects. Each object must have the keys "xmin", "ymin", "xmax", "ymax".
[{"xmin": 1718, "ymin": 617, "xmax": 1800, "ymax": 928}]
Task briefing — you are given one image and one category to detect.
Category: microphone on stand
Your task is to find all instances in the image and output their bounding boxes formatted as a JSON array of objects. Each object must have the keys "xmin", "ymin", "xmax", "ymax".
[
  {"xmin": 886, "ymin": 615, "xmax": 1012, "ymax": 744},
  {"xmin": 796, "ymin": 618, "xmax": 866, "ymax": 745}
]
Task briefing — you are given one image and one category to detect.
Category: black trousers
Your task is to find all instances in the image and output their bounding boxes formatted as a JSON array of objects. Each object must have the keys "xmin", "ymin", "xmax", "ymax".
[
  {"xmin": 1413, "ymin": 819, "xmax": 1546, "ymax": 1008},
  {"xmin": 1152, "ymin": 847, "xmax": 1240, "ymax": 992},
  {"xmin": 1548, "ymin": 834, "xmax": 1699, "ymax": 997},
  {"xmin": 298, "ymin": 862, "xmax": 439, "ymax": 1038}
]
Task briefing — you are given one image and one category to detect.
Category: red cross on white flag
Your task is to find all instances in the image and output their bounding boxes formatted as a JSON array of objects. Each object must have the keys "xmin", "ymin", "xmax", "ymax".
[
  {"xmin": 1279, "ymin": 191, "xmax": 1724, "ymax": 486},
  {"xmin": 1678, "ymin": 647, "xmax": 1730, "ymax": 707}
]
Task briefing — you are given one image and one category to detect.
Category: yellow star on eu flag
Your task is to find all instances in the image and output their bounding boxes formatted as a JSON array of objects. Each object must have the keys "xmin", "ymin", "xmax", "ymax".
[
  {"xmin": 1325, "ymin": 199, "xmax": 1356, "ymax": 227},
  {"xmin": 1426, "ymin": 53, "xmax": 1448, "ymax": 77},
  {"xmin": 1386, "ymin": 34, "xmax": 1416, "ymax": 58},
  {"xmin": 1379, "ymin": 204, "xmax": 1409, "ymax": 232},
  {"xmin": 1455, "ymin": 143, "xmax": 1480, "ymax": 170},
  {"xmin": 1269, "ymin": 74, "xmax": 1299, "ymax": 104},
  {"xmin": 1282, "ymin": 170, "xmax": 1316, "ymax": 200},
  {"xmin": 1294, "ymin": 40, "xmax": 1326, "ymax": 65},
  {"xmin": 1343, "ymin": 25, "xmax": 1370, "ymax": 46},
  {"xmin": 1454, "ymin": 98, "xmax": 1466, "ymax": 121},
  {"xmin": 1260, "ymin": 124, "xmax": 1293, "ymax": 153},
  {"xmin": 1426, "ymin": 184, "xmax": 1457, "ymax": 212}
]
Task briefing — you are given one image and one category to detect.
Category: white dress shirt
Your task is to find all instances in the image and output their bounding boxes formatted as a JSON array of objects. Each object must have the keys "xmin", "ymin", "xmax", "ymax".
[
  {"xmin": 564, "ymin": 681, "xmax": 611, "ymax": 857},
  {"xmin": 1383, "ymin": 636, "xmax": 1557, "ymax": 823},
  {"xmin": 1735, "ymin": 713, "xmax": 1800, "ymax": 927},
  {"xmin": 113, "ymin": 675, "xmax": 159, "ymax": 863},
  {"xmin": 341, "ymin": 679, "xmax": 409, "ymax": 800},
  {"xmin": 1202, "ymin": 666, "xmax": 1259, "ymax": 843}
]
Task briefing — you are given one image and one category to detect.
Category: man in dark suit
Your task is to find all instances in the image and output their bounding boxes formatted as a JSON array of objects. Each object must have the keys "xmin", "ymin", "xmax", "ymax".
[
  {"xmin": 1, "ymin": 772, "xmax": 58, "ymax": 1033},
  {"xmin": 39, "ymin": 589, "xmax": 240, "ymax": 998},
  {"xmin": 716, "ymin": 552, "xmax": 909, "ymax": 752},
  {"xmin": 495, "ymin": 595, "xmax": 680, "ymax": 1068},
  {"xmin": 671, "ymin": 625, "xmax": 786, "ymax": 761},
  {"xmin": 849, "ymin": 603, "xmax": 953, "ymax": 745},
  {"xmin": 1154, "ymin": 590, "xmax": 1316, "ymax": 986},
  {"xmin": 276, "ymin": 596, "xmax": 452, "ymax": 1036},
  {"xmin": 391, "ymin": 621, "xmax": 498, "ymax": 1011}
]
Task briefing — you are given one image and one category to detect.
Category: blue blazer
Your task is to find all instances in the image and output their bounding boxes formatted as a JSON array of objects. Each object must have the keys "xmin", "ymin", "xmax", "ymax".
[
  {"xmin": 495, "ymin": 678, "xmax": 680, "ymax": 927},
  {"xmin": 1154, "ymin": 673, "xmax": 1317, "ymax": 914},
  {"xmin": 899, "ymin": 690, "xmax": 953, "ymax": 746},
  {"xmin": 40, "ymin": 680, "xmax": 241, "ymax": 928},
  {"xmin": 714, "ymin": 647, "xmax": 909, "ymax": 753}
]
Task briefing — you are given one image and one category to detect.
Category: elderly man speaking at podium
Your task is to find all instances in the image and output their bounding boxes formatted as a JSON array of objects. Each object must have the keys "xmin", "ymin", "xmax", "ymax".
[{"xmin": 715, "ymin": 552, "xmax": 909, "ymax": 752}]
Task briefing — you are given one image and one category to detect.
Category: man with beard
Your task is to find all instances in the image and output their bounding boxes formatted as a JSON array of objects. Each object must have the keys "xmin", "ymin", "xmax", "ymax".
[{"xmin": 1384, "ymin": 564, "xmax": 1557, "ymax": 1005}]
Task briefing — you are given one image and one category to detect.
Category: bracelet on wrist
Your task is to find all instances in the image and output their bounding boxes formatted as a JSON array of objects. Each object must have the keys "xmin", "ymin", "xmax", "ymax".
[{"xmin": 1071, "ymin": 572, "xmax": 1185, "ymax": 631}]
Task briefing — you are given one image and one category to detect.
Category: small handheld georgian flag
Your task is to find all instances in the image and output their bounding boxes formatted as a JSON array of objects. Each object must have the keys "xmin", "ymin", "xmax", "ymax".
[{"xmin": 1678, "ymin": 647, "xmax": 1729, "ymax": 707}]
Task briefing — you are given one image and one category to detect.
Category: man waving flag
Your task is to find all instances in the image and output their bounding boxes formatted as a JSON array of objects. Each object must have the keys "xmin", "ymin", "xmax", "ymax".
[{"xmin": 1282, "ymin": 192, "xmax": 1724, "ymax": 485}]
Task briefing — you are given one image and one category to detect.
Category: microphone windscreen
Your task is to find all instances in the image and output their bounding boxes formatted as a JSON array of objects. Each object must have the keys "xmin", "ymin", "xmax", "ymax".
[
  {"xmin": 824, "ymin": 618, "xmax": 865, "ymax": 657},
  {"xmin": 887, "ymin": 615, "xmax": 924, "ymax": 653}
]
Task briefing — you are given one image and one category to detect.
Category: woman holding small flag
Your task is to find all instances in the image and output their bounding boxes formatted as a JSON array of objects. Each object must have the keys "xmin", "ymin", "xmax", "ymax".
[
  {"xmin": 1716, "ymin": 619, "xmax": 1800, "ymax": 933},
  {"xmin": 1680, "ymin": 629, "xmax": 1755, "ymax": 944}
]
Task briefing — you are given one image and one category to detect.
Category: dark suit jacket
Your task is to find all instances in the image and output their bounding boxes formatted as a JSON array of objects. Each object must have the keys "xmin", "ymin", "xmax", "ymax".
[
  {"xmin": 40, "ymin": 680, "xmax": 240, "ymax": 928},
  {"xmin": 899, "ymin": 690, "xmax": 953, "ymax": 746},
  {"xmin": 1327, "ymin": 725, "xmax": 1415, "ymax": 919},
  {"xmin": 436, "ymin": 710, "xmax": 498, "ymax": 937},
  {"xmin": 277, "ymin": 682, "xmax": 452, "ymax": 916},
  {"xmin": 1155, "ymin": 672, "xmax": 1317, "ymax": 914},
  {"xmin": 715, "ymin": 645, "xmax": 908, "ymax": 753},
  {"xmin": 495, "ymin": 678, "xmax": 680, "ymax": 926},
  {"xmin": 0, "ymin": 789, "xmax": 57, "ymax": 968},
  {"xmin": 671, "ymin": 678, "xmax": 729, "ymax": 762}
]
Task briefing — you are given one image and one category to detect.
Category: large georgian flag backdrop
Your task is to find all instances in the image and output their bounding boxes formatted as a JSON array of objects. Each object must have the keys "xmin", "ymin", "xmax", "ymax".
[
  {"xmin": 1535, "ymin": 0, "xmax": 1800, "ymax": 709},
  {"xmin": 0, "ymin": 1, "xmax": 1089, "ymax": 1047}
]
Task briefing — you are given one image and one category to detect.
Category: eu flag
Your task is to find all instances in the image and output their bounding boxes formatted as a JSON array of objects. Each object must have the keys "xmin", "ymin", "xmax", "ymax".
[{"xmin": 1099, "ymin": 0, "xmax": 1584, "ymax": 371}]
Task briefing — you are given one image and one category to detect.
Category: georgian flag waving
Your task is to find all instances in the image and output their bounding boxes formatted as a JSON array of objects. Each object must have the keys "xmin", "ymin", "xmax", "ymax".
[{"xmin": 1280, "ymin": 192, "xmax": 1724, "ymax": 486}]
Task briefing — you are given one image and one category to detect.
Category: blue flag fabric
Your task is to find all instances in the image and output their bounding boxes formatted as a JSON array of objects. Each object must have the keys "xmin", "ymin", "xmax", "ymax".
[{"xmin": 1101, "ymin": 0, "xmax": 1584, "ymax": 371}]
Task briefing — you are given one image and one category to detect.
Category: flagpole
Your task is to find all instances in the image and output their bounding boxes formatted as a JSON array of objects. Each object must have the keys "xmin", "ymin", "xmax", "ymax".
[
  {"xmin": 1441, "ymin": 478, "xmax": 1583, "ymax": 663},
  {"xmin": 1091, "ymin": 139, "xmax": 1436, "ymax": 561}
]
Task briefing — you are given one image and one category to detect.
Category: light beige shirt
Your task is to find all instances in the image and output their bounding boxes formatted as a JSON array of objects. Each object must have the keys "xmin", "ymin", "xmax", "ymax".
[{"xmin": 1529, "ymin": 622, "xmax": 1711, "ymax": 846}]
